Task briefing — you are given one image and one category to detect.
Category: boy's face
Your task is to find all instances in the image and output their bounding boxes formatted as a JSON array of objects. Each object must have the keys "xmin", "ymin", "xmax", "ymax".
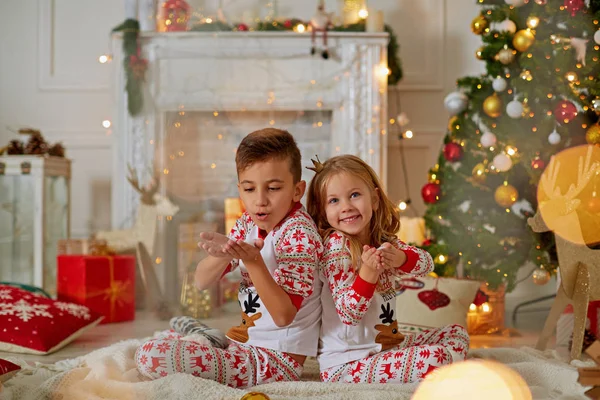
[{"xmin": 237, "ymin": 158, "xmax": 305, "ymax": 233}]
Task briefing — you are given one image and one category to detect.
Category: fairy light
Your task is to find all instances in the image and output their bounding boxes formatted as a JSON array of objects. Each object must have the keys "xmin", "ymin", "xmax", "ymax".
[
  {"xmin": 358, "ymin": 8, "xmax": 368, "ymax": 19},
  {"xmin": 98, "ymin": 54, "xmax": 111, "ymax": 64},
  {"xmin": 404, "ymin": 130, "xmax": 414, "ymax": 139},
  {"xmin": 102, "ymin": 120, "xmax": 111, "ymax": 128},
  {"xmin": 399, "ymin": 201, "xmax": 408, "ymax": 211},
  {"xmin": 527, "ymin": 16, "xmax": 539, "ymax": 29},
  {"xmin": 506, "ymin": 146, "xmax": 517, "ymax": 156},
  {"xmin": 377, "ymin": 65, "xmax": 391, "ymax": 77},
  {"xmin": 294, "ymin": 23, "xmax": 306, "ymax": 33}
]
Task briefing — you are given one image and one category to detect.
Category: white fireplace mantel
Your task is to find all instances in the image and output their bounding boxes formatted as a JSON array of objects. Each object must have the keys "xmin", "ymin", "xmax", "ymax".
[{"xmin": 111, "ymin": 31, "xmax": 389, "ymax": 299}]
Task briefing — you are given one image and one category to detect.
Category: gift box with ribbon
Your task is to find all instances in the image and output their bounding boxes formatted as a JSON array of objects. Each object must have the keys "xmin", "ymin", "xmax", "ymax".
[
  {"xmin": 557, "ymin": 301, "xmax": 600, "ymax": 348},
  {"xmin": 56, "ymin": 255, "xmax": 136, "ymax": 324}
]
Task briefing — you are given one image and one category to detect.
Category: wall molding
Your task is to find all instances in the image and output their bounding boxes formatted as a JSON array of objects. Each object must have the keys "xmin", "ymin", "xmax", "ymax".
[
  {"xmin": 392, "ymin": 0, "xmax": 446, "ymax": 92},
  {"xmin": 37, "ymin": 0, "xmax": 109, "ymax": 91},
  {"xmin": 43, "ymin": 129, "xmax": 111, "ymax": 149}
]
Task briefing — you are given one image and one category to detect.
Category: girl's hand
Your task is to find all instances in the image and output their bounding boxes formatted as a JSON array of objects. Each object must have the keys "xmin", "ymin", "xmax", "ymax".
[
  {"xmin": 377, "ymin": 242, "xmax": 407, "ymax": 270},
  {"xmin": 198, "ymin": 232, "xmax": 233, "ymax": 259},
  {"xmin": 361, "ymin": 245, "xmax": 383, "ymax": 271},
  {"xmin": 223, "ymin": 239, "xmax": 265, "ymax": 264}
]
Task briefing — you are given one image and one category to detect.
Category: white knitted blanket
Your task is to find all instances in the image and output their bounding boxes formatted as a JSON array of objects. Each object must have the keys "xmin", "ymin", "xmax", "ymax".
[{"xmin": 1, "ymin": 339, "xmax": 594, "ymax": 400}]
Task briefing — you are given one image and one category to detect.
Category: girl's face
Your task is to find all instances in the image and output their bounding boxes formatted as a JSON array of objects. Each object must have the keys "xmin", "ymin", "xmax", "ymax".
[{"xmin": 324, "ymin": 172, "xmax": 377, "ymax": 245}]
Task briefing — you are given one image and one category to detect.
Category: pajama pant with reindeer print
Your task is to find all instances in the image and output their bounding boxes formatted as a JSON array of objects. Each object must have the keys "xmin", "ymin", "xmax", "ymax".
[
  {"xmin": 135, "ymin": 330, "xmax": 303, "ymax": 388},
  {"xmin": 320, "ymin": 324, "xmax": 469, "ymax": 384}
]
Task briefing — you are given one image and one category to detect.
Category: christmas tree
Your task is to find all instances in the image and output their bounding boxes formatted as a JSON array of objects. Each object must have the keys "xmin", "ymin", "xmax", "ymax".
[{"xmin": 421, "ymin": 0, "xmax": 600, "ymax": 292}]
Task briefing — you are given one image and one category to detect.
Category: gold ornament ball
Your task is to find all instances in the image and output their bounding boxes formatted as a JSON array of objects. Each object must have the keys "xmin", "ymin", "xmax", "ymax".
[
  {"xmin": 532, "ymin": 268, "xmax": 550, "ymax": 285},
  {"xmin": 472, "ymin": 163, "xmax": 487, "ymax": 183},
  {"xmin": 240, "ymin": 393, "xmax": 271, "ymax": 400},
  {"xmin": 471, "ymin": 15, "xmax": 489, "ymax": 35},
  {"xmin": 475, "ymin": 46, "xmax": 485, "ymax": 60},
  {"xmin": 483, "ymin": 94, "xmax": 503, "ymax": 118},
  {"xmin": 494, "ymin": 184, "xmax": 518, "ymax": 208},
  {"xmin": 448, "ymin": 116, "xmax": 459, "ymax": 131},
  {"xmin": 496, "ymin": 48, "xmax": 515, "ymax": 65},
  {"xmin": 586, "ymin": 124, "xmax": 600, "ymax": 146},
  {"xmin": 513, "ymin": 29, "xmax": 535, "ymax": 52}
]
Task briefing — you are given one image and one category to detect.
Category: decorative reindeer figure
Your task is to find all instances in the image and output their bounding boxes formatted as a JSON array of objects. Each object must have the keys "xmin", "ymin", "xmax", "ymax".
[
  {"xmin": 96, "ymin": 165, "xmax": 180, "ymax": 255},
  {"xmin": 226, "ymin": 292, "xmax": 263, "ymax": 343},
  {"xmin": 375, "ymin": 302, "xmax": 405, "ymax": 351},
  {"xmin": 529, "ymin": 146, "xmax": 600, "ymax": 360}
]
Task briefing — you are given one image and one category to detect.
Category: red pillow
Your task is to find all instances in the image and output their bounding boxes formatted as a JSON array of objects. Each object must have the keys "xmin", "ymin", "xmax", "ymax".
[
  {"xmin": 0, "ymin": 359, "xmax": 20, "ymax": 382},
  {"xmin": 0, "ymin": 285, "xmax": 103, "ymax": 355}
]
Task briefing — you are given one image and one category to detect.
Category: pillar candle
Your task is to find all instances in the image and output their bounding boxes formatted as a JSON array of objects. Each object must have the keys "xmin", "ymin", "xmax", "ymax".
[{"xmin": 366, "ymin": 10, "xmax": 384, "ymax": 32}]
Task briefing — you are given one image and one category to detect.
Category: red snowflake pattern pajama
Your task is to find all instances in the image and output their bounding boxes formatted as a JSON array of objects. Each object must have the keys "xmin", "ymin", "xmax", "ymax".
[
  {"xmin": 320, "ymin": 324, "xmax": 469, "ymax": 384},
  {"xmin": 135, "ymin": 330, "xmax": 303, "ymax": 388}
]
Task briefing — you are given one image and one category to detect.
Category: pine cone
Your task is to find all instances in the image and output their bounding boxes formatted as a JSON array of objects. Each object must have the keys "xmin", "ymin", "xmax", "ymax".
[
  {"xmin": 7, "ymin": 139, "xmax": 24, "ymax": 155},
  {"xmin": 24, "ymin": 132, "xmax": 49, "ymax": 155},
  {"xmin": 48, "ymin": 142, "xmax": 66, "ymax": 158}
]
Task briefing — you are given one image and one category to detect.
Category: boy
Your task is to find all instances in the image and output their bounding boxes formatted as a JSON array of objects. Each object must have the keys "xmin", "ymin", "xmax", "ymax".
[{"xmin": 135, "ymin": 128, "xmax": 323, "ymax": 388}]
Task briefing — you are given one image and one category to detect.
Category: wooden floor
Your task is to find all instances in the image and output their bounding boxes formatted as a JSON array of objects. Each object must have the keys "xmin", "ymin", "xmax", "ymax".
[{"xmin": 0, "ymin": 302, "xmax": 551, "ymax": 365}]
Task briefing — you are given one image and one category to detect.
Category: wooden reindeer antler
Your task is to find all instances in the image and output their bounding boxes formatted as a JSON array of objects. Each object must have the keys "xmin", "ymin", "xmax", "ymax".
[
  {"xmin": 127, "ymin": 164, "xmax": 160, "ymax": 205},
  {"xmin": 564, "ymin": 146, "xmax": 599, "ymax": 200}
]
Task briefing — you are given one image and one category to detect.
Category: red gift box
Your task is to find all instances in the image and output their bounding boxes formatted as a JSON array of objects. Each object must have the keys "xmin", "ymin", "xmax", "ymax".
[
  {"xmin": 57, "ymin": 255, "xmax": 136, "ymax": 324},
  {"xmin": 556, "ymin": 301, "xmax": 600, "ymax": 347}
]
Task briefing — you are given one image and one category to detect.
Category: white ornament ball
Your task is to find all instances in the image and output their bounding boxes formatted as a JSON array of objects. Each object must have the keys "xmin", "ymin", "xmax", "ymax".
[
  {"xmin": 595, "ymin": 30, "xmax": 600, "ymax": 45},
  {"xmin": 492, "ymin": 77, "xmax": 507, "ymax": 92},
  {"xmin": 548, "ymin": 130, "xmax": 561, "ymax": 145},
  {"xmin": 506, "ymin": 100, "xmax": 524, "ymax": 119},
  {"xmin": 495, "ymin": 19, "xmax": 517, "ymax": 34},
  {"xmin": 505, "ymin": 0, "xmax": 526, "ymax": 6},
  {"xmin": 444, "ymin": 91, "xmax": 468, "ymax": 116},
  {"xmin": 480, "ymin": 131, "xmax": 497, "ymax": 148},
  {"xmin": 493, "ymin": 153, "xmax": 513, "ymax": 172}
]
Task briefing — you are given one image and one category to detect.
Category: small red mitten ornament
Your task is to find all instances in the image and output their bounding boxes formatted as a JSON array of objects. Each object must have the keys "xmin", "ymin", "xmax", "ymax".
[
  {"xmin": 418, "ymin": 288, "xmax": 450, "ymax": 311},
  {"xmin": 443, "ymin": 142, "xmax": 464, "ymax": 162},
  {"xmin": 472, "ymin": 289, "xmax": 489, "ymax": 307}
]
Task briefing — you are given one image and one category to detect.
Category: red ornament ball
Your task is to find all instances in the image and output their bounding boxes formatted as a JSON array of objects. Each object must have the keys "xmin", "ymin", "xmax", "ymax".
[
  {"xmin": 284, "ymin": 19, "xmax": 293, "ymax": 28},
  {"xmin": 443, "ymin": 142, "xmax": 464, "ymax": 162},
  {"xmin": 531, "ymin": 158, "xmax": 546, "ymax": 170},
  {"xmin": 421, "ymin": 183, "xmax": 441, "ymax": 204},
  {"xmin": 564, "ymin": 0, "xmax": 585, "ymax": 16},
  {"xmin": 237, "ymin": 23, "xmax": 249, "ymax": 31},
  {"xmin": 554, "ymin": 100, "xmax": 578, "ymax": 124}
]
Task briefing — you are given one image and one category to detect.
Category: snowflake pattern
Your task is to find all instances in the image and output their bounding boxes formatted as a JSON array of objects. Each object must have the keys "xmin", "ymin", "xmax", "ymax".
[
  {"xmin": 53, "ymin": 301, "xmax": 92, "ymax": 320},
  {"xmin": 0, "ymin": 299, "xmax": 53, "ymax": 322},
  {"xmin": 0, "ymin": 289, "xmax": 13, "ymax": 300}
]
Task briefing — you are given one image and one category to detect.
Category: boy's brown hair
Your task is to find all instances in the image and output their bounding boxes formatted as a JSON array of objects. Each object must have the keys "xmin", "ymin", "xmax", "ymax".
[{"xmin": 235, "ymin": 128, "xmax": 302, "ymax": 182}]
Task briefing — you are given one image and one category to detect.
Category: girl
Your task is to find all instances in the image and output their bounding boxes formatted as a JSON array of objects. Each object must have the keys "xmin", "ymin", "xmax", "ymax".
[{"xmin": 306, "ymin": 154, "xmax": 469, "ymax": 384}]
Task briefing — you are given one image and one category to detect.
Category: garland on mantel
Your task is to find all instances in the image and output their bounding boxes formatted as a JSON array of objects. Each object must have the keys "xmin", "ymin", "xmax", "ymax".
[
  {"xmin": 191, "ymin": 20, "xmax": 403, "ymax": 85},
  {"xmin": 112, "ymin": 18, "xmax": 403, "ymax": 117}
]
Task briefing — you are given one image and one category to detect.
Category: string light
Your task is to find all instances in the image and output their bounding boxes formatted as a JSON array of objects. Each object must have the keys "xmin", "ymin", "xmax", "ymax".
[
  {"xmin": 358, "ymin": 9, "xmax": 369, "ymax": 19},
  {"xmin": 98, "ymin": 54, "xmax": 111, "ymax": 64},
  {"xmin": 404, "ymin": 130, "xmax": 414, "ymax": 139},
  {"xmin": 526, "ymin": 16, "xmax": 539, "ymax": 29},
  {"xmin": 294, "ymin": 23, "xmax": 306, "ymax": 33},
  {"xmin": 102, "ymin": 120, "xmax": 111, "ymax": 128},
  {"xmin": 399, "ymin": 201, "xmax": 408, "ymax": 211}
]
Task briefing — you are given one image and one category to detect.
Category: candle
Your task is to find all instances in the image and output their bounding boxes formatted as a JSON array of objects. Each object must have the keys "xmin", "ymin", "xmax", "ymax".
[
  {"xmin": 366, "ymin": 10, "xmax": 384, "ymax": 32},
  {"xmin": 398, "ymin": 217, "xmax": 426, "ymax": 246}
]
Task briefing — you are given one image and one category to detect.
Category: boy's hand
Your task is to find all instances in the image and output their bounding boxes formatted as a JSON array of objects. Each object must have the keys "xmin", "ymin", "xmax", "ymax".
[
  {"xmin": 198, "ymin": 232, "xmax": 233, "ymax": 258},
  {"xmin": 361, "ymin": 245, "xmax": 383, "ymax": 271},
  {"xmin": 223, "ymin": 239, "xmax": 264, "ymax": 264},
  {"xmin": 377, "ymin": 242, "xmax": 407, "ymax": 270}
]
